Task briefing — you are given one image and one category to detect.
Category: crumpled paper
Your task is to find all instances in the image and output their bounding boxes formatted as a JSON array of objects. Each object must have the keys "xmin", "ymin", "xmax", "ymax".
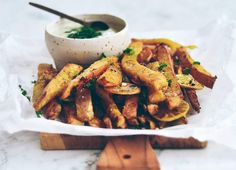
[{"xmin": 0, "ymin": 17, "xmax": 236, "ymax": 149}]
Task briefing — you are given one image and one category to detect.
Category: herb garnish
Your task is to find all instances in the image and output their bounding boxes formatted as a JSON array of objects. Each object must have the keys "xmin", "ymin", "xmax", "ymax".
[
  {"xmin": 193, "ymin": 61, "xmax": 200, "ymax": 65},
  {"xmin": 123, "ymin": 48, "xmax": 135, "ymax": 55},
  {"xmin": 35, "ymin": 111, "xmax": 43, "ymax": 118},
  {"xmin": 84, "ymin": 78, "xmax": 97, "ymax": 89},
  {"xmin": 183, "ymin": 68, "xmax": 191, "ymax": 75},
  {"xmin": 31, "ymin": 80, "xmax": 36, "ymax": 84},
  {"xmin": 167, "ymin": 79, "xmax": 172, "ymax": 87},
  {"xmin": 66, "ymin": 26, "xmax": 102, "ymax": 39},
  {"xmin": 174, "ymin": 58, "xmax": 180, "ymax": 65},
  {"xmin": 100, "ymin": 52, "xmax": 107, "ymax": 59},
  {"xmin": 158, "ymin": 63, "xmax": 168, "ymax": 72},
  {"xmin": 18, "ymin": 85, "xmax": 31, "ymax": 101}
]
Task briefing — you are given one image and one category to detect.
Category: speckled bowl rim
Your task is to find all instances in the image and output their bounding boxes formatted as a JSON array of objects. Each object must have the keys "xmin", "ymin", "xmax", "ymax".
[{"xmin": 45, "ymin": 14, "xmax": 128, "ymax": 41}]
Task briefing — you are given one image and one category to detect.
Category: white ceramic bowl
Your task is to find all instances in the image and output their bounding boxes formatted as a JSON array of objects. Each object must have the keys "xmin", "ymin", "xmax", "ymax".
[{"xmin": 45, "ymin": 14, "xmax": 130, "ymax": 69}]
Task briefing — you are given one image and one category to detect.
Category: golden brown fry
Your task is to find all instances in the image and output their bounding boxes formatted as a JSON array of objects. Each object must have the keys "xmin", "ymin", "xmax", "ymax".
[
  {"xmin": 122, "ymin": 95, "xmax": 139, "ymax": 125},
  {"xmin": 175, "ymin": 47, "xmax": 217, "ymax": 89},
  {"xmin": 76, "ymin": 88, "xmax": 94, "ymax": 121},
  {"xmin": 104, "ymin": 82, "xmax": 141, "ymax": 95},
  {"xmin": 121, "ymin": 41, "xmax": 168, "ymax": 103},
  {"xmin": 96, "ymin": 85, "xmax": 126, "ymax": 128},
  {"xmin": 97, "ymin": 63, "xmax": 122, "ymax": 87},
  {"xmin": 155, "ymin": 45, "xmax": 184, "ymax": 109},
  {"xmin": 88, "ymin": 117, "xmax": 103, "ymax": 127},
  {"xmin": 44, "ymin": 100, "xmax": 61, "ymax": 119},
  {"xmin": 64, "ymin": 105, "xmax": 84, "ymax": 125},
  {"xmin": 61, "ymin": 56, "xmax": 118, "ymax": 99},
  {"xmin": 185, "ymin": 89, "xmax": 201, "ymax": 113},
  {"xmin": 32, "ymin": 64, "xmax": 57, "ymax": 103},
  {"xmin": 103, "ymin": 117, "xmax": 113, "ymax": 128},
  {"xmin": 137, "ymin": 47, "xmax": 153, "ymax": 63},
  {"xmin": 34, "ymin": 64, "xmax": 83, "ymax": 111}
]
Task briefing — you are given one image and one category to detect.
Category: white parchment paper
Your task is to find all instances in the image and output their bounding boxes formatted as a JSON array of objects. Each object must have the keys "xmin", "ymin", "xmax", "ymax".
[{"xmin": 0, "ymin": 17, "xmax": 236, "ymax": 149}]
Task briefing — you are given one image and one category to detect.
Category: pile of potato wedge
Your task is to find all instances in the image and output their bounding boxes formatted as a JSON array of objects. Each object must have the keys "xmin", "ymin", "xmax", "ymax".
[{"xmin": 32, "ymin": 38, "xmax": 217, "ymax": 129}]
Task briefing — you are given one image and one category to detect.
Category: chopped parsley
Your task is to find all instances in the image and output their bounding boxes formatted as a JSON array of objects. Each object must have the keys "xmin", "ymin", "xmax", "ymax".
[
  {"xmin": 31, "ymin": 80, "xmax": 36, "ymax": 84},
  {"xmin": 18, "ymin": 85, "xmax": 31, "ymax": 101},
  {"xmin": 193, "ymin": 61, "xmax": 201, "ymax": 65},
  {"xmin": 66, "ymin": 26, "xmax": 102, "ymax": 39},
  {"xmin": 123, "ymin": 48, "xmax": 135, "ymax": 55},
  {"xmin": 183, "ymin": 68, "xmax": 191, "ymax": 75},
  {"xmin": 174, "ymin": 58, "xmax": 180, "ymax": 65},
  {"xmin": 158, "ymin": 63, "xmax": 168, "ymax": 72},
  {"xmin": 84, "ymin": 78, "xmax": 97, "ymax": 89},
  {"xmin": 35, "ymin": 111, "xmax": 43, "ymax": 118},
  {"xmin": 167, "ymin": 79, "xmax": 172, "ymax": 87},
  {"xmin": 100, "ymin": 52, "xmax": 107, "ymax": 59}
]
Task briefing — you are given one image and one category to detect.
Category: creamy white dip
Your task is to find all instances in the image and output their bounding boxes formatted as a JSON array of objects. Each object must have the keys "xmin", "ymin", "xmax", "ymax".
[{"xmin": 50, "ymin": 19, "xmax": 116, "ymax": 39}]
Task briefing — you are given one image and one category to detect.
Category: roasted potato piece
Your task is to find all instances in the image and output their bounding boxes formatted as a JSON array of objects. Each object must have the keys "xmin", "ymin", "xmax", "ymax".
[
  {"xmin": 122, "ymin": 95, "xmax": 139, "ymax": 125},
  {"xmin": 76, "ymin": 88, "xmax": 94, "ymax": 121},
  {"xmin": 61, "ymin": 56, "xmax": 118, "ymax": 99},
  {"xmin": 104, "ymin": 82, "xmax": 141, "ymax": 95},
  {"xmin": 88, "ymin": 117, "xmax": 103, "ymax": 127},
  {"xmin": 176, "ymin": 74, "xmax": 204, "ymax": 90},
  {"xmin": 152, "ymin": 100, "xmax": 190, "ymax": 122},
  {"xmin": 34, "ymin": 64, "xmax": 83, "ymax": 111},
  {"xmin": 121, "ymin": 41, "xmax": 168, "ymax": 103},
  {"xmin": 96, "ymin": 85, "xmax": 126, "ymax": 128},
  {"xmin": 175, "ymin": 47, "xmax": 217, "ymax": 89},
  {"xmin": 134, "ymin": 38, "xmax": 197, "ymax": 52},
  {"xmin": 32, "ymin": 64, "xmax": 57, "ymax": 102},
  {"xmin": 185, "ymin": 89, "xmax": 201, "ymax": 113},
  {"xmin": 137, "ymin": 47, "xmax": 153, "ymax": 63},
  {"xmin": 44, "ymin": 100, "xmax": 61, "ymax": 119},
  {"xmin": 97, "ymin": 63, "xmax": 122, "ymax": 87},
  {"xmin": 64, "ymin": 105, "xmax": 84, "ymax": 125}
]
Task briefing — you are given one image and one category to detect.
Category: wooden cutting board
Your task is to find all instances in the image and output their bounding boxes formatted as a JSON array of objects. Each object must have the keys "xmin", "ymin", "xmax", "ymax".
[{"xmin": 40, "ymin": 133, "xmax": 207, "ymax": 170}]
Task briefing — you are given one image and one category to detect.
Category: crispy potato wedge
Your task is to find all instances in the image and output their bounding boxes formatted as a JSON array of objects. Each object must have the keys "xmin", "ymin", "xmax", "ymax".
[
  {"xmin": 44, "ymin": 100, "xmax": 61, "ymax": 119},
  {"xmin": 122, "ymin": 95, "xmax": 139, "ymax": 124},
  {"xmin": 147, "ymin": 88, "xmax": 166, "ymax": 104},
  {"xmin": 134, "ymin": 38, "xmax": 197, "ymax": 52},
  {"xmin": 96, "ymin": 85, "xmax": 126, "ymax": 128},
  {"xmin": 147, "ymin": 45, "xmax": 183, "ymax": 109},
  {"xmin": 175, "ymin": 47, "xmax": 217, "ymax": 89},
  {"xmin": 176, "ymin": 74, "xmax": 204, "ymax": 90},
  {"xmin": 185, "ymin": 89, "xmax": 201, "ymax": 113},
  {"xmin": 121, "ymin": 41, "xmax": 168, "ymax": 103},
  {"xmin": 152, "ymin": 100, "xmax": 190, "ymax": 122},
  {"xmin": 64, "ymin": 105, "xmax": 84, "ymax": 125},
  {"xmin": 88, "ymin": 117, "xmax": 103, "ymax": 127},
  {"xmin": 32, "ymin": 64, "xmax": 57, "ymax": 103},
  {"xmin": 34, "ymin": 64, "xmax": 83, "ymax": 111},
  {"xmin": 97, "ymin": 63, "xmax": 122, "ymax": 87},
  {"xmin": 104, "ymin": 82, "xmax": 141, "ymax": 95},
  {"xmin": 61, "ymin": 56, "xmax": 118, "ymax": 99},
  {"xmin": 76, "ymin": 88, "xmax": 94, "ymax": 121}
]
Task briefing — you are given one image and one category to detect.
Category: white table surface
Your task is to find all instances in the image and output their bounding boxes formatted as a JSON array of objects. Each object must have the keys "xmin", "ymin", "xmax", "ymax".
[{"xmin": 1, "ymin": 0, "xmax": 236, "ymax": 170}]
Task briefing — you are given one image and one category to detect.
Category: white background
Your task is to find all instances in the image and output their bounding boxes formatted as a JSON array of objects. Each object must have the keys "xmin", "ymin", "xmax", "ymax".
[{"xmin": 0, "ymin": 0, "xmax": 236, "ymax": 170}]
